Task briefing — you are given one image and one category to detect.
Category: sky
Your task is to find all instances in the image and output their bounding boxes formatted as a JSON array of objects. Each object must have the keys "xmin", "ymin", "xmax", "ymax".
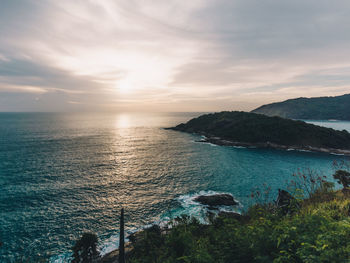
[{"xmin": 0, "ymin": 0, "xmax": 350, "ymax": 112}]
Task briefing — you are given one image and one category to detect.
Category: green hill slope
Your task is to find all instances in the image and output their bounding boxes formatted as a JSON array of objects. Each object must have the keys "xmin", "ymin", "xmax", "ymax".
[
  {"xmin": 127, "ymin": 189, "xmax": 350, "ymax": 263},
  {"xmin": 170, "ymin": 111, "xmax": 350, "ymax": 151},
  {"xmin": 251, "ymin": 94, "xmax": 350, "ymax": 120}
]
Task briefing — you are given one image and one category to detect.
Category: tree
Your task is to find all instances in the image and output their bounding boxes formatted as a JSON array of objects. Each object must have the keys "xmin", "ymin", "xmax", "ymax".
[
  {"xmin": 333, "ymin": 170, "xmax": 350, "ymax": 189},
  {"xmin": 72, "ymin": 233, "xmax": 100, "ymax": 263}
]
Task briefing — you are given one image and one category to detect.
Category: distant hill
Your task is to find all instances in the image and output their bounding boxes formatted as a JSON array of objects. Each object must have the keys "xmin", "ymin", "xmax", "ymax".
[
  {"xmin": 251, "ymin": 94, "xmax": 350, "ymax": 120},
  {"xmin": 169, "ymin": 111, "xmax": 350, "ymax": 154}
]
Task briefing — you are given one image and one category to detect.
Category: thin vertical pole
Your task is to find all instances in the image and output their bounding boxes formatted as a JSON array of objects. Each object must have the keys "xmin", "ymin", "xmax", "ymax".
[{"xmin": 119, "ymin": 208, "xmax": 125, "ymax": 263}]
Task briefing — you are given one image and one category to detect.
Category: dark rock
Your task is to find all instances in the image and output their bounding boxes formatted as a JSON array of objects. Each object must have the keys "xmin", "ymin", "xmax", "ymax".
[
  {"xmin": 194, "ymin": 194, "xmax": 238, "ymax": 206},
  {"xmin": 276, "ymin": 189, "xmax": 293, "ymax": 207},
  {"xmin": 276, "ymin": 189, "xmax": 298, "ymax": 215}
]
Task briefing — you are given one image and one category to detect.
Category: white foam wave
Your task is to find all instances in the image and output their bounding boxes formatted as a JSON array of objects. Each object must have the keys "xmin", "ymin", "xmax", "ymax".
[
  {"xmin": 51, "ymin": 190, "xmax": 241, "ymax": 262},
  {"xmin": 177, "ymin": 190, "xmax": 240, "ymax": 207},
  {"xmin": 232, "ymin": 146, "xmax": 246, "ymax": 149},
  {"xmin": 330, "ymin": 152, "xmax": 345, "ymax": 156},
  {"xmin": 50, "ymin": 253, "xmax": 71, "ymax": 263},
  {"xmin": 192, "ymin": 140, "xmax": 217, "ymax": 146},
  {"xmin": 173, "ymin": 190, "xmax": 241, "ymax": 223}
]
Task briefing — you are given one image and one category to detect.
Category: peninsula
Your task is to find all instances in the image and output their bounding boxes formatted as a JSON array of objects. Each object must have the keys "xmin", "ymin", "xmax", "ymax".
[
  {"xmin": 252, "ymin": 94, "xmax": 350, "ymax": 120},
  {"xmin": 169, "ymin": 111, "xmax": 350, "ymax": 155}
]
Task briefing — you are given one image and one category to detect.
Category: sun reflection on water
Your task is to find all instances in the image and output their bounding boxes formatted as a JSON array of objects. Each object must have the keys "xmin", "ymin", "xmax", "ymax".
[{"xmin": 115, "ymin": 114, "xmax": 131, "ymax": 129}]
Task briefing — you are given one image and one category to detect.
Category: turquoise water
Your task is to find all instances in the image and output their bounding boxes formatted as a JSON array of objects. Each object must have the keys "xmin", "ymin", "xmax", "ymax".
[{"xmin": 0, "ymin": 113, "xmax": 349, "ymax": 262}]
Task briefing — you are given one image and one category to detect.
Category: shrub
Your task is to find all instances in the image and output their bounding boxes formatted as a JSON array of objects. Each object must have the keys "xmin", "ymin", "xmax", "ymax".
[
  {"xmin": 72, "ymin": 233, "xmax": 100, "ymax": 263},
  {"xmin": 333, "ymin": 170, "xmax": 350, "ymax": 189},
  {"xmin": 288, "ymin": 168, "xmax": 328, "ymax": 198}
]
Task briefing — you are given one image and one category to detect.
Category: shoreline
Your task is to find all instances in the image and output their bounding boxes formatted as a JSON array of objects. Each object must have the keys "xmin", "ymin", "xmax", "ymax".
[
  {"xmin": 196, "ymin": 136, "xmax": 350, "ymax": 156},
  {"xmin": 99, "ymin": 191, "xmax": 241, "ymax": 262}
]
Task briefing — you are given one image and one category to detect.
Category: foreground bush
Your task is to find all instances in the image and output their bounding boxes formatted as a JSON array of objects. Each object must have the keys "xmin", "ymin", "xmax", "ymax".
[
  {"xmin": 72, "ymin": 233, "xmax": 100, "ymax": 263},
  {"xmin": 128, "ymin": 191, "xmax": 350, "ymax": 263}
]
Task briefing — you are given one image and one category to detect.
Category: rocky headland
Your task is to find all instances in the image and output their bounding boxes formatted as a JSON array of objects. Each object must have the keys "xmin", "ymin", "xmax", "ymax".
[{"xmin": 168, "ymin": 111, "xmax": 350, "ymax": 156}]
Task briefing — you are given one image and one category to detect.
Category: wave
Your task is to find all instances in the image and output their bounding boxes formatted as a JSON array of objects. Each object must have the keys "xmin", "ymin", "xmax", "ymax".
[
  {"xmin": 174, "ymin": 190, "xmax": 241, "ymax": 221},
  {"xmin": 50, "ymin": 190, "xmax": 241, "ymax": 263},
  {"xmin": 330, "ymin": 152, "xmax": 345, "ymax": 156},
  {"xmin": 232, "ymin": 146, "xmax": 246, "ymax": 149},
  {"xmin": 50, "ymin": 253, "xmax": 71, "ymax": 263},
  {"xmin": 95, "ymin": 191, "xmax": 234, "ymax": 260},
  {"xmin": 192, "ymin": 139, "xmax": 217, "ymax": 147}
]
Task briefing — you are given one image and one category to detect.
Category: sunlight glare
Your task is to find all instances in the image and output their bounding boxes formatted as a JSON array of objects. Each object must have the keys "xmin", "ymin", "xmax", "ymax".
[
  {"xmin": 115, "ymin": 114, "xmax": 130, "ymax": 128},
  {"xmin": 118, "ymin": 77, "xmax": 133, "ymax": 94}
]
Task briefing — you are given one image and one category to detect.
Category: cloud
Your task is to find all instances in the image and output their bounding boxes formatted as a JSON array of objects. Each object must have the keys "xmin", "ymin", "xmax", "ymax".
[
  {"xmin": 0, "ymin": 56, "xmax": 111, "ymax": 93},
  {"xmin": 0, "ymin": 0, "xmax": 350, "ymax": 111},
  {"xmin": 168, "ymin": 0, "xmax": 350, "ymax": 108}
]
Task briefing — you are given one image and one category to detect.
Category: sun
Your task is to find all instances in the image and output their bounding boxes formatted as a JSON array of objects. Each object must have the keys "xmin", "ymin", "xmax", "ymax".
[{"xmin": 118, "ymin": 77, "xmax": 133, "ymax": 94}]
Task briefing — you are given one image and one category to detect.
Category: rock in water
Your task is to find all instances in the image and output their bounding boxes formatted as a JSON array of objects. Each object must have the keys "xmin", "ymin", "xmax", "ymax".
[{"xmin": 194, "ymin": 194, "xmax": 238, "ymax": 206}]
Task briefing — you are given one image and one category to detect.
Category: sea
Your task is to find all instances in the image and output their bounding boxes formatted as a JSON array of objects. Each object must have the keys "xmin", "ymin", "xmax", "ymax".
[{"xmin": 0, "ymin": 112, "xmax": 349, "ymax": 262}]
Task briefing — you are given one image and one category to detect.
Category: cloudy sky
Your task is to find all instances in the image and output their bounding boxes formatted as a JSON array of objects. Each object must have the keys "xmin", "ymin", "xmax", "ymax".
[{"xmin": 1, "ymin": 0, "xmax": 350, "ymax": 112}]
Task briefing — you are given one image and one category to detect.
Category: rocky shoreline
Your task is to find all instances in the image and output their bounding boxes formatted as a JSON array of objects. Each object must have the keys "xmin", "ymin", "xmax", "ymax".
[
  {"xmin": 99, "ymin": 193, "xmax": 240, "ymax": 262},
  {"xmin": 196, "ymin": 136, "xmax": 350, "ymax": 156}
]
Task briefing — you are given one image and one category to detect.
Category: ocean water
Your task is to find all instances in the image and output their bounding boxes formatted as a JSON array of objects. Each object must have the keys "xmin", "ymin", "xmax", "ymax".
[{"xmin": 0, "ymin": 112, "xmax": 349, "ymax": 262}]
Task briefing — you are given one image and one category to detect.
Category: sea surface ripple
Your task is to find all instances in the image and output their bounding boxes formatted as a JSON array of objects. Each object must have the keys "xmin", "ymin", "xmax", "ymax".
[{"xmin": 0, "ymin": 113, "xmax": 349, "ymax": 262}]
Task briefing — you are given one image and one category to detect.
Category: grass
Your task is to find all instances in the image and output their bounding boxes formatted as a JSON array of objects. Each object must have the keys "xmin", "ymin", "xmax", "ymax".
[
  {"xmin": 128, "ymin": 188, "xmax": 350, "ymax": 263},
  {"xmin": 12, "ymin": 170, "xmax": 350, "ymax": 263}
]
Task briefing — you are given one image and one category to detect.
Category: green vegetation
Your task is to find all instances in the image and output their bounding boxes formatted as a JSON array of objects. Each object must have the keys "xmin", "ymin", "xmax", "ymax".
[
  {"xmin": 251, "ymin": 94, "xmax": 350, "ymax": 120},
  {"xmin": 171, "ymin": 111, "xmax": 350, "ymax": 150},
  {"xmin": 63, "ymin": 165, "xmax": 350, "ymax": 263},
  {"xmin": 333, "ymin": 170, "xmax": 350, "ymax": 189},
  {"xmin": 72, "ymin": 232, "xmax": 100, "ymax": 263},
  {"xmin": 128, "ymin": 198, "xmax": 350, "ymax": 262},
  {"xmin": 127, "ymin": 171, "xmax": 350, "ymax": 263}
]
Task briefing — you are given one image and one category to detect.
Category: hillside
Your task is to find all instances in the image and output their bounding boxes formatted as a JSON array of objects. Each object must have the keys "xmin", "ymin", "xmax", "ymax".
[
  {"xmin": 126, "ymin": 188, "xmax": 350, "ymax": 263},
  {"xmin": 170, "ymin": 111, "xmax": 350, "ymax": 153},
  {"xmin": 99, "ymin": 177, "xmax": 350, "ymax": 263},
  {"xmin": 251, "ymin": 94, "xmax": 350, "ymax": 120}
]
